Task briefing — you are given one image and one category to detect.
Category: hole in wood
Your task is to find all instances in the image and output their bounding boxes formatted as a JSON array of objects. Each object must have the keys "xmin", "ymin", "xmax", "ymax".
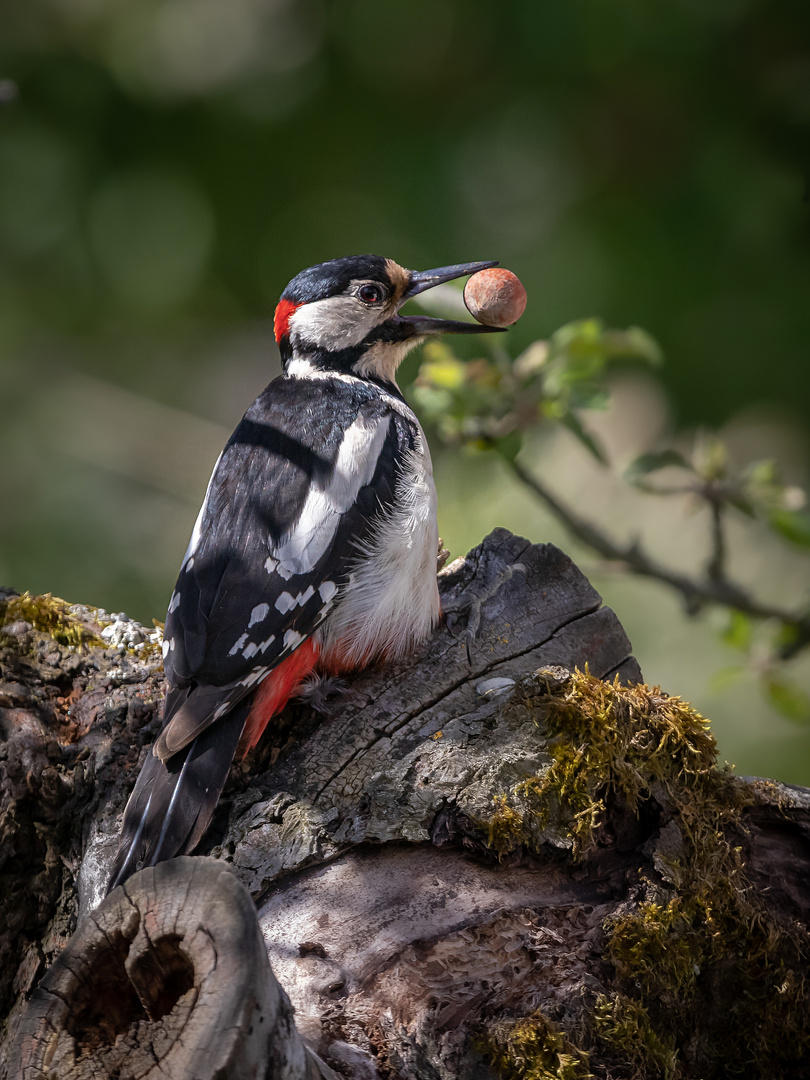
[
  {"xmin": 64, "ymin": 930, "xmax": 148, "ymax": 1052},
  {"xmin": 128, "ymin": 934, "xmax": 195, "ymax": 1021}
]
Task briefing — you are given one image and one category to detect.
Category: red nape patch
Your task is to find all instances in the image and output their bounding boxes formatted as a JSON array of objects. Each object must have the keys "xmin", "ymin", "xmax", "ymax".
[
  {"xmin": 237, "ymin": 638, "xmax": 320, "ymax": 758},
  {"xmin": 273, "ymin": 297, "xmax": 301, "ymax": 343}
]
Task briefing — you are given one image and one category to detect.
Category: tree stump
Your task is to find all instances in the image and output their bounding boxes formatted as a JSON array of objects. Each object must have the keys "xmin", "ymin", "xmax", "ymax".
[
  {"xmin": 2, "ymin": 529, "xmax": 809, "ymax": 1079},
  {"xmin": 9, "ymin": 857, "xmax": 327, "ymax": 1080}
]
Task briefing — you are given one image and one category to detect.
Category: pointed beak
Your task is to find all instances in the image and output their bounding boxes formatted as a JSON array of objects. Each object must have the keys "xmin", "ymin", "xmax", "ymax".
[{"xmin": 395, "ymin": 260, "xmax": 507, "ymax": 336}]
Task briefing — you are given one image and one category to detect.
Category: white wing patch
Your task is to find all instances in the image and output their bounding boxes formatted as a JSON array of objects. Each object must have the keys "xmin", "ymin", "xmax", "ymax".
[
  {"xmin": 249, "ymin": 602, "xmax": 269, "ymax": 626},
  {"xmin": 181, "ymin": 451, "xmax": 223, "ymax": 571},
  {"xmin": 319, "ymin": 581, "xmax": 337, "ymax": 602},
  {"xmin": 283, "ymin": 629, "xmax": 304, "ymax": 651},
  {"xmin": 319, "ymin": 423, "xmax": 440, "ymax": 667},
  {"xmin": 271, "ymin": 412, "xmax": 390, "ymax": 578}
]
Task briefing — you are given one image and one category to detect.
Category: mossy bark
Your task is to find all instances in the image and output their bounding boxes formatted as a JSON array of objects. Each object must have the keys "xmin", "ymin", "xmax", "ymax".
[{"xmin": 1, "ymin": 531, "xmax": 809, "ymax": 1079}]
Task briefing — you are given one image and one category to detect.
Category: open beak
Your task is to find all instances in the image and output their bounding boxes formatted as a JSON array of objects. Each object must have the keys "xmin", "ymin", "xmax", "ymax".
[{"xmin": 395, "ymin": 260, "xmax": 507, "ymax": 336}]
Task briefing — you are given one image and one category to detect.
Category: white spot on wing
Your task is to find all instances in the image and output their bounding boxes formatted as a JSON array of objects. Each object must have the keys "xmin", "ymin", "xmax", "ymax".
[
  {"xmin": 258, "ymin": 635, "xmax": 276, "ymax": 653},
  {"xmin": 249, "ymin": 603, "xmax": 269, "ymax": 626},
  {"xmin": 229, "ymin": 632, "xmax": 249, "ymax": 656},
  {"xmin": 283, "ymin": 629, "xmax": 304, "ymax": 652},
  {"xmin": 243, "ymin": 642, "xmax": 259, "ymax": 659},
  {"xmin": 297, "ymin": 585, "xmax": 315, "ymax": 606},
  {"xmin": 319, "ymin": 581, "xmax": 337, "ymax": 602},
  {"xmin": 264, "ymin": 556, "xmax": 278, "ymax": 574},
  {"xmin": 168, "ymin": 591, "xmax": 181, "ymax": 613},
  {"xmin": 239, "ymin": 666, "xmax": 269, "ymax": 688},
  {"xmin": 275, "ymin": 591, "xmax": 295, "ymax": 614},
  {"xmin": 162, "ymin": 637, "xmax": 172, "ymax": 659}
]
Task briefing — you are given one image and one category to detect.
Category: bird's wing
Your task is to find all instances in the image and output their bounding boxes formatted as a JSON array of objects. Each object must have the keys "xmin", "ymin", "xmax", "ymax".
[{"xmin": 155, "ymin": 375, "xmax": 415, "ymax": 759}]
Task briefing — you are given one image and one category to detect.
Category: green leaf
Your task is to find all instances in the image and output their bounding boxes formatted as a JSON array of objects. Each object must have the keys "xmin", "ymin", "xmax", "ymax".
[
  {"xmin": 721, "ymin": 610, "xmax": 753, "ymax": 653},
  {"xmin": 624, "ymin": 450, "xmax": 693, "ymax": 485},
  {"xmin": 419, "ymin": 349, "xmax": 466, "ymax": 390},
  {"xmin": 493, "ymin": 429, "xmax": 523, "ymax": 463},
  {"xmin": 602, "ymin": 325, "xmax": 664, "ymax": 366},
  {"xmin": 764, "ymin": 677, "xmax": 810, "ymax": 724},
  {"xmin": 769, "ymin": 509, "xmax": 810, "ymax": 549},
  {"xmin": 710, "ymin": 664, "xmax": 745, "ymax": 693},
  {"xmin": 692, "ymin": 432, "xmax": 728, "ymax": 482},
  {"xmin": 727, "ymin": 493, "xmax": 757, "ymax": 518}
]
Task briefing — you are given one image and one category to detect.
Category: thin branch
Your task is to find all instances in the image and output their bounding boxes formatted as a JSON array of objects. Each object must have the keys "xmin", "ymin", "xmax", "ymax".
[
  {"xmin": 705, "ymin": 491, "xmax": 726, "ymax": 583},
  {"xmin": 509, "ymin": 458, "xmax": 810, "ymax": 659}
]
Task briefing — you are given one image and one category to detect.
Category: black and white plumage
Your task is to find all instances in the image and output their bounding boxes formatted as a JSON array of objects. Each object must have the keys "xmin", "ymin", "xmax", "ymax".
[{"xmin": 107, "ymin": 254, "xmax": 505, "ymax": 892}]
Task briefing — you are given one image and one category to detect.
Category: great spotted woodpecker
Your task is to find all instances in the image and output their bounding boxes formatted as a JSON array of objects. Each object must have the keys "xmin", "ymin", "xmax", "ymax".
[{"xmin": 107, "ymin": 254, "xmax": 506, "ymax": 892}]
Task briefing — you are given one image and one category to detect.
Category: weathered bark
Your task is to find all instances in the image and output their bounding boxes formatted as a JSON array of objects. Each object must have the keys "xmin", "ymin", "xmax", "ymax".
[
  {"xmin": 8, "ymin": 857, "xmax": 327, "ymax": 1080},
  {"xmin": 1, "ymin": 529, "xmax": 809, "ymax": 1079}
]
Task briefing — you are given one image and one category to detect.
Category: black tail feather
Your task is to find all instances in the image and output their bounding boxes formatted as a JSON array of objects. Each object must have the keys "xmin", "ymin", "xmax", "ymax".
[{"xmin": 106, "ymin": 700, "xmax": 249, "ymax": 893}]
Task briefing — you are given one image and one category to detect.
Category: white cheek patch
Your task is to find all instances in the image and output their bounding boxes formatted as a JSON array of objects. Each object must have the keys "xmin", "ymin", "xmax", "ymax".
[{"xmin": 289, "ymin": 295, "xmax": 382, "ymax": 351}]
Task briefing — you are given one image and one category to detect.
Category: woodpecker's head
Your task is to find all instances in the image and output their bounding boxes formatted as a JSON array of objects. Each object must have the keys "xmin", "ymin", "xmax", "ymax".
[{"xmin": 274, "ymin": 254, "xmax": 504, "ymax": 388}]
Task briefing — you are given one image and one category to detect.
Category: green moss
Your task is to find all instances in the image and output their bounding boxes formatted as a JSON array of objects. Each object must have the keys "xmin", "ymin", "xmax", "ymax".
[
  {"xmin": 592, "ymin": 995, "xmax": 678, "ymax": 1079},
  {"xmin": 485, "ymin": 794, "xmax": 528, "ymax": 855},
  {"xmin": 0, "ymin": 591, "xmax": 104, "ymax": 648},
  {"xmin": 478, "ymin": 669, "xmax": 810, "ymax": 1078},
  {"xmin": 479, "ymin": 1012, "xmax": 593, "ymax": 1080},
  {"xmin": 522, "ymin": 668, "xmax": 724, "ymax": 854}
]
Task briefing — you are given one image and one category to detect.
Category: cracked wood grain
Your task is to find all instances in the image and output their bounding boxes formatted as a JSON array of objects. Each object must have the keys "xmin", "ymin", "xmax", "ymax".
[
  {"xmin": 8, "ymin": 857, "xmax": 326, "ymax": 1080},
  {"xmin": 5, "ymin": 530, "xmax": 808, "ymax": 1079}
]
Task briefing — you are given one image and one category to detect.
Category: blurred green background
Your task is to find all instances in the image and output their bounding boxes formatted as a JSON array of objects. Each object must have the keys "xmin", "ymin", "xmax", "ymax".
[{"xmin": 1, "ymin": 0, "xmax": 809, "ymax": 779}]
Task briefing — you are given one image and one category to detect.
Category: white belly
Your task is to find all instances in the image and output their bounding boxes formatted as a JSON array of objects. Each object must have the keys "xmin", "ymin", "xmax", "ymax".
[{"xmin": 318, "ymin": 435, "xmax": 440, "ymax": 668}]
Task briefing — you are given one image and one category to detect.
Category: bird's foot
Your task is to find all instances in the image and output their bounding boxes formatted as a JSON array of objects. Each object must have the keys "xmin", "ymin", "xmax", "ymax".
[
  {"xmin": 442, "ymin": 560, "xmax": 528, "ymax": 664},
  {"xmin": 436, "ymin": 536, "xmax": 451, "ymax": 572}
]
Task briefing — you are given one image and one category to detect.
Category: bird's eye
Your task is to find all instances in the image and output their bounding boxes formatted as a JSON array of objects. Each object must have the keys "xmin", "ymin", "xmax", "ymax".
[{"xmin": 357, "ymin": 284, "xmax": 385, "ymax": 304}]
